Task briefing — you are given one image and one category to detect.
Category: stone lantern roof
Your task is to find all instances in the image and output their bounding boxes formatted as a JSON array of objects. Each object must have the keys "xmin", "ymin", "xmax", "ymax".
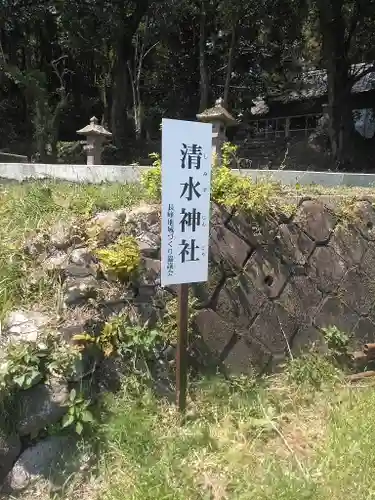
[
  {"xmin": 76, "ymin": 116, "xmax": 112, "ymax": 138},
  {"xmin": 196, "ymin": 98, "xmax": 237, "ymax": 126}
]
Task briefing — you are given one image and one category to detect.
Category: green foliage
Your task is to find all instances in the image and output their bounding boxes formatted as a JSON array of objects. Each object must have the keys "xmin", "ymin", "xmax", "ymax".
[
  {"xmin": 73, "ymin": 314, "xmax": 161, "ymax": 362},
  {"xmin": 56, "ymin": 141, "xmax": 85, "ymax": 164},
  {"xmin": 285, "ymin": 352, "xmax": 341, "ymax": 388},
  {"xmin": 61, "ymin": 388, "xmax": 94, "ymax": 436},
  {"xmin": 211, "ymin": 164, "xmax": 281, "ymax": 216},
  {"xmin": 141, "ymin": 144, "xmax": 282, "ymax": 219},
  {"xmin": 158, "ymin": 295, "xmax": 198, "ymax": 343},
  {"xmin": 0, "ymin": 342, "xmax": 44, "ymax": 391},
  {"xmin": 96, "ymin": 236, "xmax": 141, "ymax": 281},
  {"xmin": 221, "ymin": 141, "xmax": 238, "ymax": 168},
  {"xmin": 0, "ymin": 334, "xmax": 81, "ymax": 396},
  {"xmin": 140, "ymin": 152, "xmax": 162, "ymax": 201},
  {"xmin": 322, "ymin": 326, "xmax": 350, "ymax": 357}
]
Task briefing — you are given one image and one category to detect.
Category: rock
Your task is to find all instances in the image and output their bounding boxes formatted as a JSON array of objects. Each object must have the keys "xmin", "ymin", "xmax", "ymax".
[
  {"xmin": 138, "ymin": 232, "xmax": 160, "ymax": 258},
  {"xmin": 351, "ymin": 201, "xmax": 375, "ymax": 241},
  {"xmin": 96, "ymin": 356, "xmax": 126, "ymax": 392},
  {"xmin": 294, "ymin": 200, "xmax": 336, "ymax": 243},
  {"xmin": 5, "ymin": 436, "xmax": 76, "ymax": 492},
  {"xmin": 210, "ymin": 224, "xmax": 251, "ymax": 271},
  {"xmin": 215, "ymin": 274, "xmax": 266, "ymax": 326},
  {"xmin": 278, "ymin": 276, "xmax": 322, "ymax": 323},
  {"xmin": 0, "ymin": 432, "xmax": 21, "ymax": 484},
  {"xmin": 223, "ymin": 336, "xmax": 272, "ymax": 375},
  {"xmin": 331, "ymin": 223, "xmax": 368, "ymax": 265},
  {"xmin": 244, "ymin": 249, "xmax": 289, "ymax": 299},
  {"xmin": 309, "ymin": 246, "xmax": 348, "ymax": 293},
  {"xmin": 360, "ymin": 244, "xmax": 375, "ymax": 279},
  {"xmin": 60, "ymin": 323, "xmax": 87, "ymax": 344},
  {"xmin": 63, "ymin": 264, "xmax": 98, "ymax": 279},
  {"xmin": 4, "ymin": 310, "xmax": 51, "ymax": 344},
  {"xmin": 194, "ymin": 309, "xmax": 236, "ymax": 360},
  {"xmin": 23, "ymin": 232, "xmax": 49, "ymax": 260},
  {"xmin": 191, "ymin": 261, "xmax": 225, "ymax": 308},
  {"xmin": 276, "ymin": 223, "xmax": 315, "ymax": 265},
  {"xmin": 69, "ymin": 247, "xmax": 94, "ymax": 266},
  {"xmin": 42, "ymin": 251, "xmax": 69, "ymax": 273},
  {"xmin": 292, "ymin": 325, "xmax": 326, "ymax": 355},
  {"xmin": 352, "ymin": 317, "xmax": 375, "ymax": 346},
  {"xmin": 338, "ymin": 268, "xmax": 375, "ymax": 315},
  {"xmin": 314, "ymin": 297, "xmax": 359, "ymax": 335},
  {"xmin": 140, "ymin": 258, "xmax": 161, "ymax": 286},
  {"xmin": 50, "ymin": 220, "xmax": 82, "ymax": 250},
  {"xmin": 248, "ymin": 302, "xmax": 298, "ymax": 354},
  {"xmin": 63, "ymin": 277, "xmax": 98, "ymax": 306},
  {"xmin": 15, "ymin": 379, "xmax": 69, "ymax": 436},
  {"xmin": 88, "ymin": 210, "xmax": 127, "ymax": 245},
  {"xmin": 226, "ymin": 211, "xmax": 279, "ymax": 248},
  {"xmin": 126, "ymin": 204, "xmax": 160, "ymax": 234}
]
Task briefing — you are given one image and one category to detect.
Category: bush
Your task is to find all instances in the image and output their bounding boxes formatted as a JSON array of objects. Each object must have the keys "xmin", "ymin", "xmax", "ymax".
[
  {"xmin": 141, "ymin": 152, "xmax": 161, "ymax": 201},
  {"xmin": 56, "ymin": 141, "xmax": 85, "ymax": 164},
  {"xmin": 141, "ymin": 143, "xmax": 282, "ymax": 218},
  {"xmin": 96, "ymin": 236, "xmax": 141, "ymax": 281}
]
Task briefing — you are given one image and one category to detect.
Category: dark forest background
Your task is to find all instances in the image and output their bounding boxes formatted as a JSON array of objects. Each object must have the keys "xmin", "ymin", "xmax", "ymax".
[{"xmin": 1, "ymin": 0, "xmax": 375, "ymax": 167}]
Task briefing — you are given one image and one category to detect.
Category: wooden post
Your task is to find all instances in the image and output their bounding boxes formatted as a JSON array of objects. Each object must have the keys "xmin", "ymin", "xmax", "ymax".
[{"xmin": 176, "ymin": 283, "xmax": 189, "ymax": 413}]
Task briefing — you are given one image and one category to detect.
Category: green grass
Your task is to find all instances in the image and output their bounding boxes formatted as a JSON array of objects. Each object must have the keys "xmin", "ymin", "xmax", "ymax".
[
  {"xmin": 92, "ymin": 361, "xmax": 375, "ymax": 500},
  {"xmin": 4, "ymin": 179, "xmax": 375, "ymax": 499},
  {"xmin": 0, "ymin": 180, "xmax": 146, "ymax": 319}
]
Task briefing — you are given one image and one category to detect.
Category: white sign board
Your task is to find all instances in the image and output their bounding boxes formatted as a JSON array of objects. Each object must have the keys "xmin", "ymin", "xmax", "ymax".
[{"xmin": 161, "ymin": 118, "xmax": 212, "ymax": 286}]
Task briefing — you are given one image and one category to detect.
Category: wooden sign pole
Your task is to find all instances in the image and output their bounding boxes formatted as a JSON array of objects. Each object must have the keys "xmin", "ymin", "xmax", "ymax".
[{"xmin": 176, "ymin": 283, "xmax": 189, "ymax": 413}]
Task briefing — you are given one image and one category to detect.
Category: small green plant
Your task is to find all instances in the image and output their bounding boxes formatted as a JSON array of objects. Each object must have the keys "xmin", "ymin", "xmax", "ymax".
[
  {"xmin": 141, "ymin": 152, "xmax": 161, "ymax": 201},
  {"xmin": 119, "ymin": 324, "xmax": 160, "ymax": 358},
  {"xmin": 285, "ymin": 351, "xmax": 340, "ymax": 388},
  {"xmin": 73, "ymin": 314, "xmax": 161, "ymax": 362},
  {"xmin": 141, "ymin": 143, "xmax": 283, "ymax": 220},
  {"xmin": 0, "ymin": 334, "xmax": 82, "ymax": 393},
  {"xmin": 221, "ymin": 141, "xmax": 238, "ymax": 168},
  {"xmin": 0, "ymin": 342, "xmax": 44, "ymax": 391},
  {"xmin": 61, "ymin": 388, "xmax": 94, "ymax": 435},
  {"xmin": 96, "ymin": 236, "xmax": 140, "ymax": 281},
  {"xmin": 46, "ymin": 337, "xmax": 82, "ymax": 379},
  {"xmin": 322, "ymin": 325, "xmax": 350, "ymax": 357}
]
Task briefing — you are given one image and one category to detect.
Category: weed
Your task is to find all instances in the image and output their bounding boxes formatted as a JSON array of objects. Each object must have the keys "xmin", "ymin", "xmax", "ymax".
[
  {"xmin": 0, "ymin": 333, "xmax": 81, "ymax": 394},
  {"xmin": 141, "ymin": 143, "xmax": 283, "ymax": 219},
  {"xmin": 322, "ymin": 325, "xmax": 350, "ymax": 357},
  {"xmin": 96, "ymin": 236, "xmax": 141, "ymax": 281},
  {"xmin": 61, "ymin": 388, "xmax": 94, "ymax": 435},
  {"xmin": 285, "ymin": 351, "xmax": 341, "ymax": 389},
  {"xmin": 140, "ymin": 152, "xmax": 161, "ymax": 201},
  {"xmin": 73, "ymin": 314, "xmax": 161, "ymax": 364}
]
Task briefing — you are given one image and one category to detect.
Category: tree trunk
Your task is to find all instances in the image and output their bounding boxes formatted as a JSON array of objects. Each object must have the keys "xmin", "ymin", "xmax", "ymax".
[
  {"xmin": 317, "ymin": 0, "xmax": 353, "ymax": 165},
  {"xmin": 111, "ymin": 42, "xmax": 131, "ymax": 149},
  {"xmin": 223, "ymin": 23, "xmax": 237, "ymax": 108},
  {"xmin": 110, "ymin": 0, "xmax": 151, "ymax": 148},
  {"xmin": 198, "ymin": 0, "xmax": 209, "ymax": 112}
]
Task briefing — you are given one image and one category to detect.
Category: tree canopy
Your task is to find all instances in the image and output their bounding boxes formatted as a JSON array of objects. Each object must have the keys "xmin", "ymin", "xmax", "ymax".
[{"xmin": 0, "ymin": 0, "xmax": 374, "ymax": 166}]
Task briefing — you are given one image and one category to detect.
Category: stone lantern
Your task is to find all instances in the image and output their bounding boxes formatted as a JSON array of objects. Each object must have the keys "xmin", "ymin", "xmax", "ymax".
[
  {"xmin": 77, "ymin": 116, "xmax": 112, "ymax": 166},
  {"xmin": 196, "ymin": 98, "xmax": 237, "ymax": 160}
]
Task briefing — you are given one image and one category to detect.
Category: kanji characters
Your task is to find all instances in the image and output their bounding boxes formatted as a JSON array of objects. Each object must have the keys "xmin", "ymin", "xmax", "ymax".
[
  {"xmin": 181, "ymin": 143, "xmax": 202, "ymax": 170},
  {"xmin": 180, "ymin": 176, "xmax": 201, "ymax": 201},
  {"xmin": 179, "ymin": 238, "xmax": 200, "ymax": 263}
]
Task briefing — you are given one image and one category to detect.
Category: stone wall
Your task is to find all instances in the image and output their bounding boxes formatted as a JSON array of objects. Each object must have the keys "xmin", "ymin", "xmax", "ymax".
[
  {"xmin": 2, "ymin": 196, "xmax": 375, "ymax": 493},
  {"xmin": 194, "ymin": 198, "xmax": 375, "ymax": 375},
  {"xmin": 3, "ymin": 163, "xmax": 375, "ymax": 188}
]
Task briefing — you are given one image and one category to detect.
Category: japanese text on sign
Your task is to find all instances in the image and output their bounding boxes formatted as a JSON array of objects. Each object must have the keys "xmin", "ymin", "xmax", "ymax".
[{"xmin": 161, "ymin": 119, "xmax": 212, "ymax": 286}]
